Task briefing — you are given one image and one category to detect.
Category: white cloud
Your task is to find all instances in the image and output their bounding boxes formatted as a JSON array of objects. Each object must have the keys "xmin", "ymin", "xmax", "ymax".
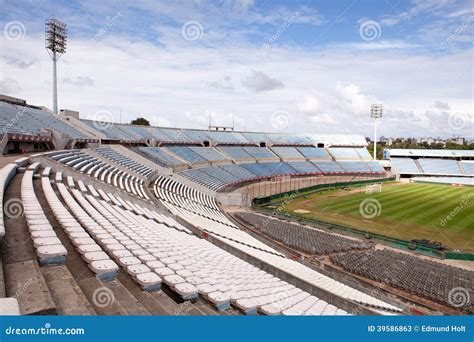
[
  {"xmin": 241, "ymin": 70, "xmax": 284, "ymax": 92},
  {"xmin": 63, "ymin": 76, "xmax": 95, "ymax": 87},
  {"xmin": 0, "ymin": 77, "xmax": 22, "ymax": 94},
  {"xmin": 434, "ymin": 100, "xmax": 451, "ymax": 110}
]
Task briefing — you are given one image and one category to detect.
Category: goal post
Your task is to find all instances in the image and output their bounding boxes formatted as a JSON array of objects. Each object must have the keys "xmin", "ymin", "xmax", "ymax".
[{"xmin": 365, "ymin": 183, "xmax": 382, "ymax": 194}]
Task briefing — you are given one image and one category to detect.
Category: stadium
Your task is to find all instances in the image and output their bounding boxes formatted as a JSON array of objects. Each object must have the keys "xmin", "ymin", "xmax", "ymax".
[
  {"xmin": 0, "ymin": 0, "xmax": 473, "ymax": 329},
  {"xmin": 0, "ymin": 93, "xmax": 472, "ymax": 317}
]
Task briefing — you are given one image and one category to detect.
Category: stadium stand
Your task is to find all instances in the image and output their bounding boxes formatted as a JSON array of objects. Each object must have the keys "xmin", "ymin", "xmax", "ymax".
[
  {"xmin": 418, "ymin": 159, "xmax": 463, "ymax": 175},
  {"xmin": 165, "ymin": 146, "xmax": 208, "ymax": 164},
  {"xmin": 270, "ymin": 146, "xmax": 305, "ymax": 160},
  {"xmin": 94, "ymin": 147, "xmax": 154, "ymax": 178},
  {"xmin": 48, "ymin": 150, "xmax": 151, "ymax": 201},
  {"xmin": 234, "ymin": 212, "xmax": 372, "ymax": 255},
  {"xmin": 6, "ymin": 159, "xmax": 390, "ymax": 315},
  {"xmin": 311, "ymin": 161, "xmax": 344, "ymax": 173},
  {"xmin": 177, "ymin": 157, "xmax": 385, "ymax": 191},
  {"xmin": 136, "ymin": 147, "xmax": 186, "ymax": 167},
  {"xmin": 387, "ymin": 149, "xmax": 474, "ymax": 178},
  {"xmin": 390, "ymin": 158, "xmax": 423, "ymax": 174},
  {"xmin": 386, "ymin": 149, "xmax": 474, "ymax": 159},
  {"xmin": 217, "ymin": 146, "xmax": 255, "ymax": 161},
  {"xmin": 328, "ymin": 148, "xmax": 361, "ymax": 160},
  {"xmin": 188, "ymin": 146, "xmax": 230, "ymax": 163},
  {"xmin": 287, "ymin": 162, "xmax": 321, "ymax": 173},
  {"xmin": 461, "ymin": 162, "xmax": 474, "ymax": 175},
  {"xmin": 0, "ymin": 101, "xmax": 89, "ymax": 140},
  {"xmin": 242, "ymin": 146, "xmax": 278, "ymax": 160},
  {"xmin": 296, "ymin": 147, "xmax": 331, "ymax": 160},
  {"xmin": 331, "ymin": 249, "xmax": 474, "ymax": 313}
]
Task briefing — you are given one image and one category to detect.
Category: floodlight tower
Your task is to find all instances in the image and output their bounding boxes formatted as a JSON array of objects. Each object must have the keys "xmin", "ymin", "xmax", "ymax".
[
  {"xmin": 370, "ymin": 104, "xmax": 383, "ymax": 160},
  {"xmin": 45, "ymin": 18, "xmax": 67, "ymax": 114}
]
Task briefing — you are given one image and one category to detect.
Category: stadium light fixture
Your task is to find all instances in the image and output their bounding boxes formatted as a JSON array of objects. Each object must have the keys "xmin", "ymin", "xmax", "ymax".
[
  {"xmin": 45, "ymin": 18, "xmax": 67, "ymax": 114},
  {"xmin": 370, "ymin": 104, "xmax": 383, "ymax": 160}
]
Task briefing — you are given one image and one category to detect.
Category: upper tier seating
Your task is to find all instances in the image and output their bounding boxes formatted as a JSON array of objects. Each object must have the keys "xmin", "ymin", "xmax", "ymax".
[
  {"xmin": 235, "ymin": 212, "xmax": 372, "ymax": 255},
  {"xmin": 217, "ymin": 146, "xmax": 255, "ymax": 160},
  {"xmin": 418, "ymin": 159, "xmax": 463, "ymax": 175},
  {"xmin": 80, "ymin": 120, "xmax": 151, "ymax": 140},
  {"xmin": 391, "ymin": 158, "xmax": 423, "ymax": 174},
  {"xmin": 310, "ymin": 161, "xmax": 344, "ymax": 173},
  {"xmin": 337, "ymin": 161, "xmax": 371, "ymax": 173},
  {"xmin": 137, "ymin": 147, "xmax": 186, "ymax": 167},
  {"xmin": 287, "ymin": 162, "xmax": 320, "ymax": 173},
  {"xmin": 206, "ymin": 131, "xmax": 249, "ymax": 144},
  {"xmin": 296, "ymin": 147, "xmax": 330, "ymax": 160},
  {"xmin": 387, "ymin": 149, "xmax": 474, "ymax": 159},
  {"xmin": 178, "ymin": 157, "xmax": 385, "ymax": 191},
  {"xmin": 354, "ymin": 148, "xmax": 373, "ymax": 161},
  {"xmin": 461, "ymin": 162, "xmax": 474, "ymax": 175},
  {"xmin": 270, "ymin": 147, "xmax": 305, "ymax": 159},
  {"xmin": 188, "ymin": 147, "xmax": 230, "ymax": 162},
  {"xmin": 242, "ymin": 147, "xmax": 277, "ymax": 160},
  {"xmin": 328, "ymin": 148, "xmax": 361, "ymax": 160},
  {"xmin": 0, "ymin": 101, "xmax": 88, "ymax": 139},
  {"xmin": 94, "ymin": 147, "xmax": 154, "ymax": 178},
  {"xmin": 331, "ymin": 249, "xmax": 474, "ymax": 313},
  {"xmin": 165, "ymin": 146, "xmax": 208, "ymax": 164},
  {"xmin": 241, "ymin": 132, "xmax": 270, "ymax": 143},
  {"xmin": 241, "ymin": 162, "xmax": 297, "ymax": 177}
]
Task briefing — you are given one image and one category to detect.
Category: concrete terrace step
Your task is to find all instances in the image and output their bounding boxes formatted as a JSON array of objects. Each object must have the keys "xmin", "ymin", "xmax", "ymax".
[
  {"xmin": 116, "ymin": 269, "xmax": 176, "ymax": 315},
  {"xmin": 41, "ymin": 265, "xmax": 96, "ymax": 315},
  {"xmin": 4, "ymin": 260, "xmax": 56, "ymax": 315},
  {"xmin": 102, "ymin": 278, "xmax": 150, "ymax": 315},
  {"xmin": 1, "ymin": 172, "xmax": 37, "ymax": 265}
]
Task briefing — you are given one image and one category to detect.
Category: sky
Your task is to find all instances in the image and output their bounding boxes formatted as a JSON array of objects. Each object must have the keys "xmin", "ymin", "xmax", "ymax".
[{"xmin": 0, "ymin": 0, "xmax": 473, "ymax": 138}]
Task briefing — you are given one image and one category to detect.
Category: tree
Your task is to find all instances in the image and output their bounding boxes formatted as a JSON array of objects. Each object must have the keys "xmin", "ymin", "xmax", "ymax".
[{"xmin": 130, "ymin": 117, "xmax": 150, "ymax": 126}]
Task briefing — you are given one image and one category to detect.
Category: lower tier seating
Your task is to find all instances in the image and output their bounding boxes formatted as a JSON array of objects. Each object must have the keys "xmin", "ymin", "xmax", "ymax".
[
  {"xmin": 235, "ymin": 212, "xmax": 372, "ymax": 255},
  {"xmin": 331, "ymin": 249, "xmax": 474, "ymax": 313}
]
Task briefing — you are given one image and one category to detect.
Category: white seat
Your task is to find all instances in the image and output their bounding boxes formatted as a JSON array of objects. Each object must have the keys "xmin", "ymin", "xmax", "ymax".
[
  {"xmin": 174, "ymin": 282, "xmax": 198, "ymax": 298},
  {"xmin": 154, "ymin": 267, "xmax": 174, "ymax": 277},
  {"xmin": 83, "ymin": 251, "xmax": 110, "ymax": 262},
  {"xmin": 136, "ymin": 272, "xmax": 162, "ymax": 291},
  {"xmin": 127, "ymin": 264, "xmax": 150, "ymax": 276},
  {"xmin": 0, "ymin": 298, "xmax": 21, "ymax": 315},
  {"xmin": 119, "ymin": 256, "xmax": 141, "ymax": 267},
  {"xmin": 36, "ymin": 244, "xmax": 67, "ymax": 261},
  {"xmin": 33, "ymin": 237, "xmax": 61, "ymax": 248},
  {"xmin": 90, "ymin": 260, "xmax": 118, "ymax": 273},
  {"xmin": 77, "ymin": 244, "xmax": 102, "ymax": 254}
]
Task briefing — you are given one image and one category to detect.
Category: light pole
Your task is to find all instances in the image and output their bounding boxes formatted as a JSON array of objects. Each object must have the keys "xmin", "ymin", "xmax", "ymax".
[
  {"xmin": 370, "ymin": 104, "xmax": 383, "ymax": 160},
  {"xmin": 45, "ymin": 18, "xmax": 67, "ymax": 114}
]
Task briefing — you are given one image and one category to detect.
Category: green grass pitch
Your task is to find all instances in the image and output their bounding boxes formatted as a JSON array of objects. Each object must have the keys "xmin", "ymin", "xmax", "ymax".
[{"xmin": 281, "ymin": 182, "xmax": 474, "ymax": 251}]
